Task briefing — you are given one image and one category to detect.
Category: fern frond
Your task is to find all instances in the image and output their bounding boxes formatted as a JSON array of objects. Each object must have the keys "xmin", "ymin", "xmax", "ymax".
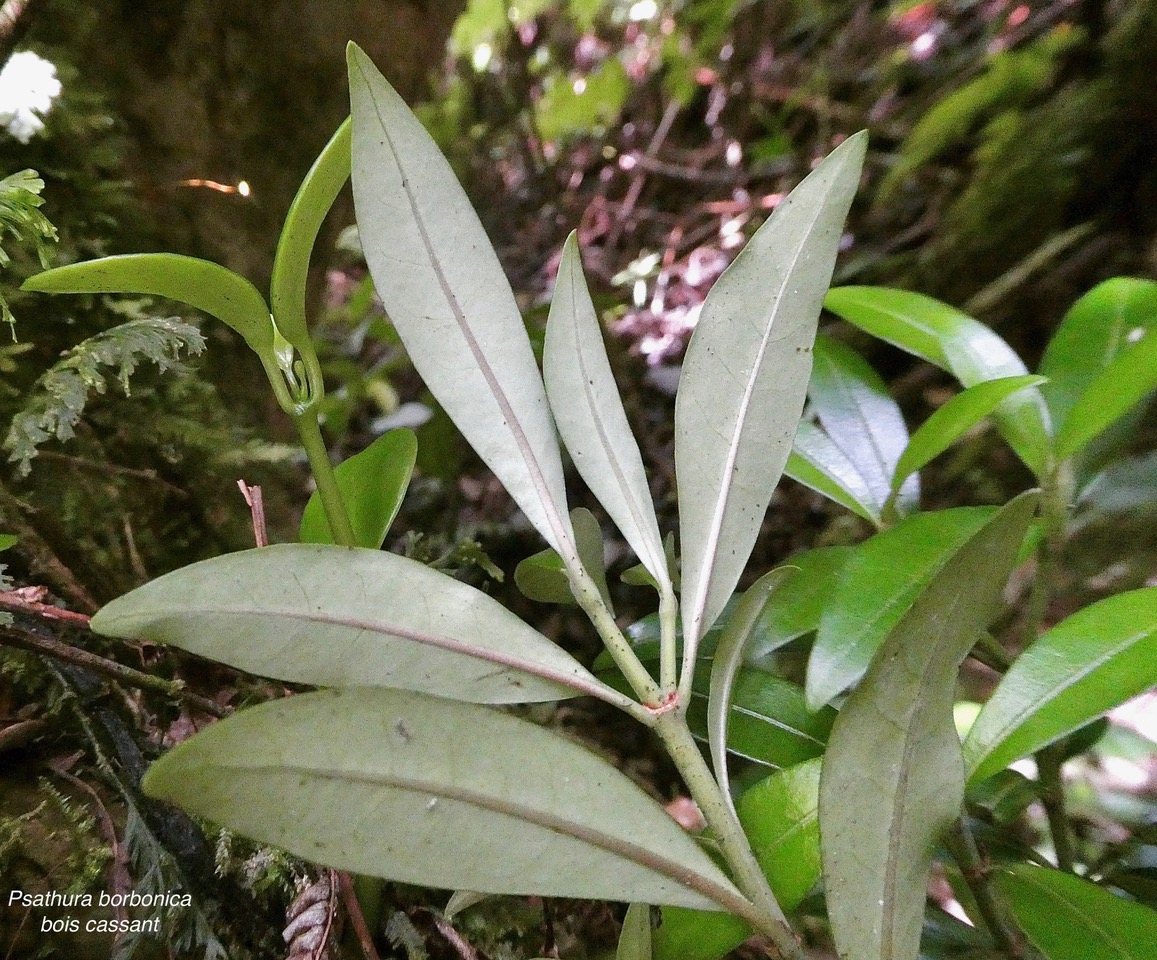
[
  {"xmin": 4, "ymin": 316, "xmax": 205, "ymax": 474},
  {"xmin": 0, "ymin": 169, "xmax": 58, "ymax": 332}
]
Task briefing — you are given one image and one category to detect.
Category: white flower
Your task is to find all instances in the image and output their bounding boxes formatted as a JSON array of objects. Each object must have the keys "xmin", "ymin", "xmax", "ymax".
[{"xmin": 0, "ymin": 51, "xmax": 62, "ymax": 143}]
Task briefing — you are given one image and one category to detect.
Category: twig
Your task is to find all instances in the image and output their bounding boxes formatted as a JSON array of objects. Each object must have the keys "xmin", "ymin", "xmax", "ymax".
[
  {"xmin": 944, "ymin": 815, "xmax": 1027, "ymax": 957},
  {"xmin": 336, "ymin": 871, "xmax": 382, "ymax": 960},
  {"xmin": 0, "ymin": 623, "xmax": 228, "ymax": 718},
  {"xmin": 0, "ymin": 588, "xmax": 92, "ymax": 626},
  {"xmin": 34, "ymin": 450, "xmax": 189, "ymax": 498},
  {"xmin": 237, "ymin": 480, "xmax": 268, "ymax": 547},
  {"xmin": 1036, "ymin": 743, "xmax": 1077, "ymax": 871},
  {"xmin": 606, "ymin": 100, "xmax": 679, "ymax": 253}
]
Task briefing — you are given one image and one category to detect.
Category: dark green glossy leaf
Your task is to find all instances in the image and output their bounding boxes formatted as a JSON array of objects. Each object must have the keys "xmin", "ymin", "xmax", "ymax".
[
  {"xmin": 1040, "ymin": 277, "xmax": 1157, "ymax": 430},
  {"xmin": 809, "ymin": 334, "xmax": 914, "ymax": 512},
  {"xmin": 748, "ymin": 547, "xmax": 852, "ymax": 661},
  {"xmin": 996, "ymin": 864, "xmax": 1157, "ymax": 960},
  {"xmin": 142, "ymin": 688, "xmax": 747, "ymax": 911},
  {"xmin": 824, "ymin": 286, "xmax": 1050, "ymax": 476},
  {"xmin": 299, "ymin": 428, "xmax": 416, "ymax": 549},
  {"xmin": 653, "ymin": 908, "xmax": 748, "ymax": 960},
  {"xmin": 963, "ymin": 588, "xmax": 1157, "ymax": 782},
  {"xmin": 892, "ymin": 375, "xmax": 1046, "ymax": 492},
  {"xmin": 787, "ymin": 421, "xmax": 880, "ymax": 523},
  {"xmin": 349, "ymin": 45, "xmax": 573, "ymax": 555},
  {"xmin": 676, "ymin": 133, "xmax": 866, "ymax": 651},
  {"xmin": 1055, "ymin": 329, "xmax": 1157, "ymax": 461},
  {"xmin": 616, "ymin": 903, "xmax": 653, "ymax": 960},
  {"xmin": 737, "ymin": 759, "xmax": 821, "ymax": 912},
  {"xmin": 24, "ymin": 253, "xmax": 274, "ymax": 356},
  {"xmin": 820, "ymin": 493, "xmax": 1038, "ymax": 960},
  {"xmin": 806, "ymin": 506, "xmax": 999, "ymax": 710},
  {"xmin": 92, "ymin": 544, "xmax": 625, "ymax": 707},
  {"xmin": 689, "ymin": 670, "xmax": 835, "ymax": 772}
]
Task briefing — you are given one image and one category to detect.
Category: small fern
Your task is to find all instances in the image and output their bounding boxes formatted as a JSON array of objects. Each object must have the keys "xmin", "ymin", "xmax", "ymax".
[
  {"xmin": 0, "ymin": 169, "xmax": 58, "ymax": 332},
  {"xmin": 4, "ymin": 314, "xmax": 205, "ymax": 474}
]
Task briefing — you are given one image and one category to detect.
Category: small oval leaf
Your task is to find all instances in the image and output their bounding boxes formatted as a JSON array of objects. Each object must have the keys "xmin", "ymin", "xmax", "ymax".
[
  {"xmin": 963, "ymin": 588, "xmax": 1157, "ymax": 782},
  {"xmin": 92, "ymin": 543, "xmax": 619, "ymax": 706},
  {"xmin": 299, "ymin": 428, "xmax": 416, "ymax": 549},
  {"xmin": 142, "ymin": 688, "xmax": 749, "ymax": 912},
  {"xmin": 676, "ymin": 132, "xmax": 867, "ymax": 652}
]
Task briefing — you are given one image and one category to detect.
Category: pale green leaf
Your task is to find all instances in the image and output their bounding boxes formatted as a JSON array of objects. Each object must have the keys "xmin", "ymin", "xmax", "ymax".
[
  {"xmin": 707, "ymin": 569, "xmax": 790, "ymax": 820},
  {"xmin": 892, "ymin": 375, "xmax": 1047, "ymax": 492},
  {"xmin": 823, "ymin": 287, "xmax": 1051, "ymax": 476},
  {"xmin": 809, "ymin": 334, "xmax": 914, "ymax": 513},
  {"xmin": 737, "ymin": 758, "xmax": 822, "ymax": 912},
  {"xmin": 786, "ymin": 423, "xmax": 880, "ymax": 524},
  {"xmin": 820, "ymin": 493, "xmax": 1037, "ymax": 960},
  {"xmin": 515, "ymin": 547, "xmax": 574, "ymax": 605},
  {"xmin": 299, "ymin": 428, "xmax": 416, "ymax": 549},
  {"xmin": 572, "ymin": 506, "xmax": 615, "ymax": 614},
  {"xmin": 996, "ymin": 865, "xmax": 1157, "ymax": 960},
  {"xmin": 348, "ymin": 44, "xmax": 573, "ymax": 555},
  {"xmin": 545, "ymin": 233, "xmax": 669, "ymax": 591},
  {"xmin": 963, "ymin": 588, "xmax": 1157, "ymax": 782},
  {"xmin": 271, "ymin": 117, "xmax": 351, "ymax": 355},
  {"xmin": 1055, "ymin": 329, "xmax": 1157, "ymax": 461},
  {"xmin": 92, "ymin": 543, "xmax": 625, "ymax": 707},
  {"xmin": 23, "ymin": 253, "xmax": 274, "ymax": 357},
  {"xmin": 1040, "ymin": 277, "xmax": 1157, "ymax": 431},
  {"xmin": 142, "ymin": 688, "xmax": 749, "ymax": 911},
  {"xmin": 652, "ymin": 908, "xmax": 748, "ymax": 960},
  {"xmin": 676, "ymin": 132, "xmax": 866, "ymax": 655},
  {"xmin": 616, "ymin": 903, "xmax": 653, "ymax": 960},
  {"xmin": 806, "ymin": 507, "xmax": 998, "ymax": 710}
]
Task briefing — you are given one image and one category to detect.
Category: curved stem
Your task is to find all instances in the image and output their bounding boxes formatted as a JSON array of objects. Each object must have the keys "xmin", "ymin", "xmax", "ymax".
[
  {"xmin": 654, "ymin": 713, "xmax": 805, "ymax": 960},
  {"xmin": 296, "ymin": 411, "xmax": 356, "ymax": 547}
]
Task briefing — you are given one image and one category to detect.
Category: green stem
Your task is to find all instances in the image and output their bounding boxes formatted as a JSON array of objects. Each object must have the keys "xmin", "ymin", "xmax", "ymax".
[
  {"xmin": 944, "ymin": 814, "xmax": 1027, "ymax": 957},
  {"xmin": 654, "ymin": 713, "xmax": 806, "ymax": 960},
  {"xmin": 1037, "ymin": 743, "xmax": 1076, "ymax": 871},
  {"xmin": 567, "ymin": 562, "xmax": 663, "ymax": 707},
  {"xmin": 296, "ymin": 411, "xmax": 356, "ymax": 547},
  {"xmin": 658, "ymin": 583, "xmax": 679, "ymax": 696}
]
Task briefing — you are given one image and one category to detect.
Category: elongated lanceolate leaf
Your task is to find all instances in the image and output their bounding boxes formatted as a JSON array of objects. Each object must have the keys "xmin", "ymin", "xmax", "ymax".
[
  {"xmin": 299, "ymin": 428, "xmax": 416, "ymax": 549},
  {"xmin": 348, "ymin": 45, "xmax": 573, "ymax": 555},
  {"xmin": 1040, "ymin": 277, "xmax": 1157, "ymax": 430},
  {"xmin": 676, "ymin": 132, "xmax": 866, "ymax": 654},
  {"xmin": 809, "ymin": 334, "xmax": 915, "ymax": 513},
  {"xmin": 143, "ymin": 688, "xmax": 749, "ymax": 912},
  {"xmin": 1055, "ymin": 329, "xmax": 1157, "ymax": 461},
  {"xmin": 23, "ymin": 254, "xmax": 274, "ymax": 355},
  {"xmin": 92, "ymin": 544, "xmax": 622, "ymax": 706},
  {"xmin": 786, "ymin": 423, "xmax": 880, "ymax": 524},
  {"xmin": 996, "ymin": 865, "xmax": 1157, "ymax": 960},
  {"xmin": 271, "ymin": 117, "xmax": 351, "ymax": 354},
  {"xmin": 546, "ymin": 233, "xmax": 670, "ymax": 591},
  {"xmin": 806, "ymin": 507, "xmax": 998, "ymax": 710},
  {"xmin": 892, "ymin": 376, "xmax": 1046, "ymax": 492},
  {"xmin": 707, "ymin": 569, "xmax": 789, "ymax": 818},
  {"xmin": 820, "ymin": 493, "xmax": 1037, "ymax": 960},
  {"xmin": 823, "ymin": 287, "xmax": 1051, "ymax": 476},
  {"xmin": 963, "ymin": 588, "xmax": 1157, "ymax": 782}
]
